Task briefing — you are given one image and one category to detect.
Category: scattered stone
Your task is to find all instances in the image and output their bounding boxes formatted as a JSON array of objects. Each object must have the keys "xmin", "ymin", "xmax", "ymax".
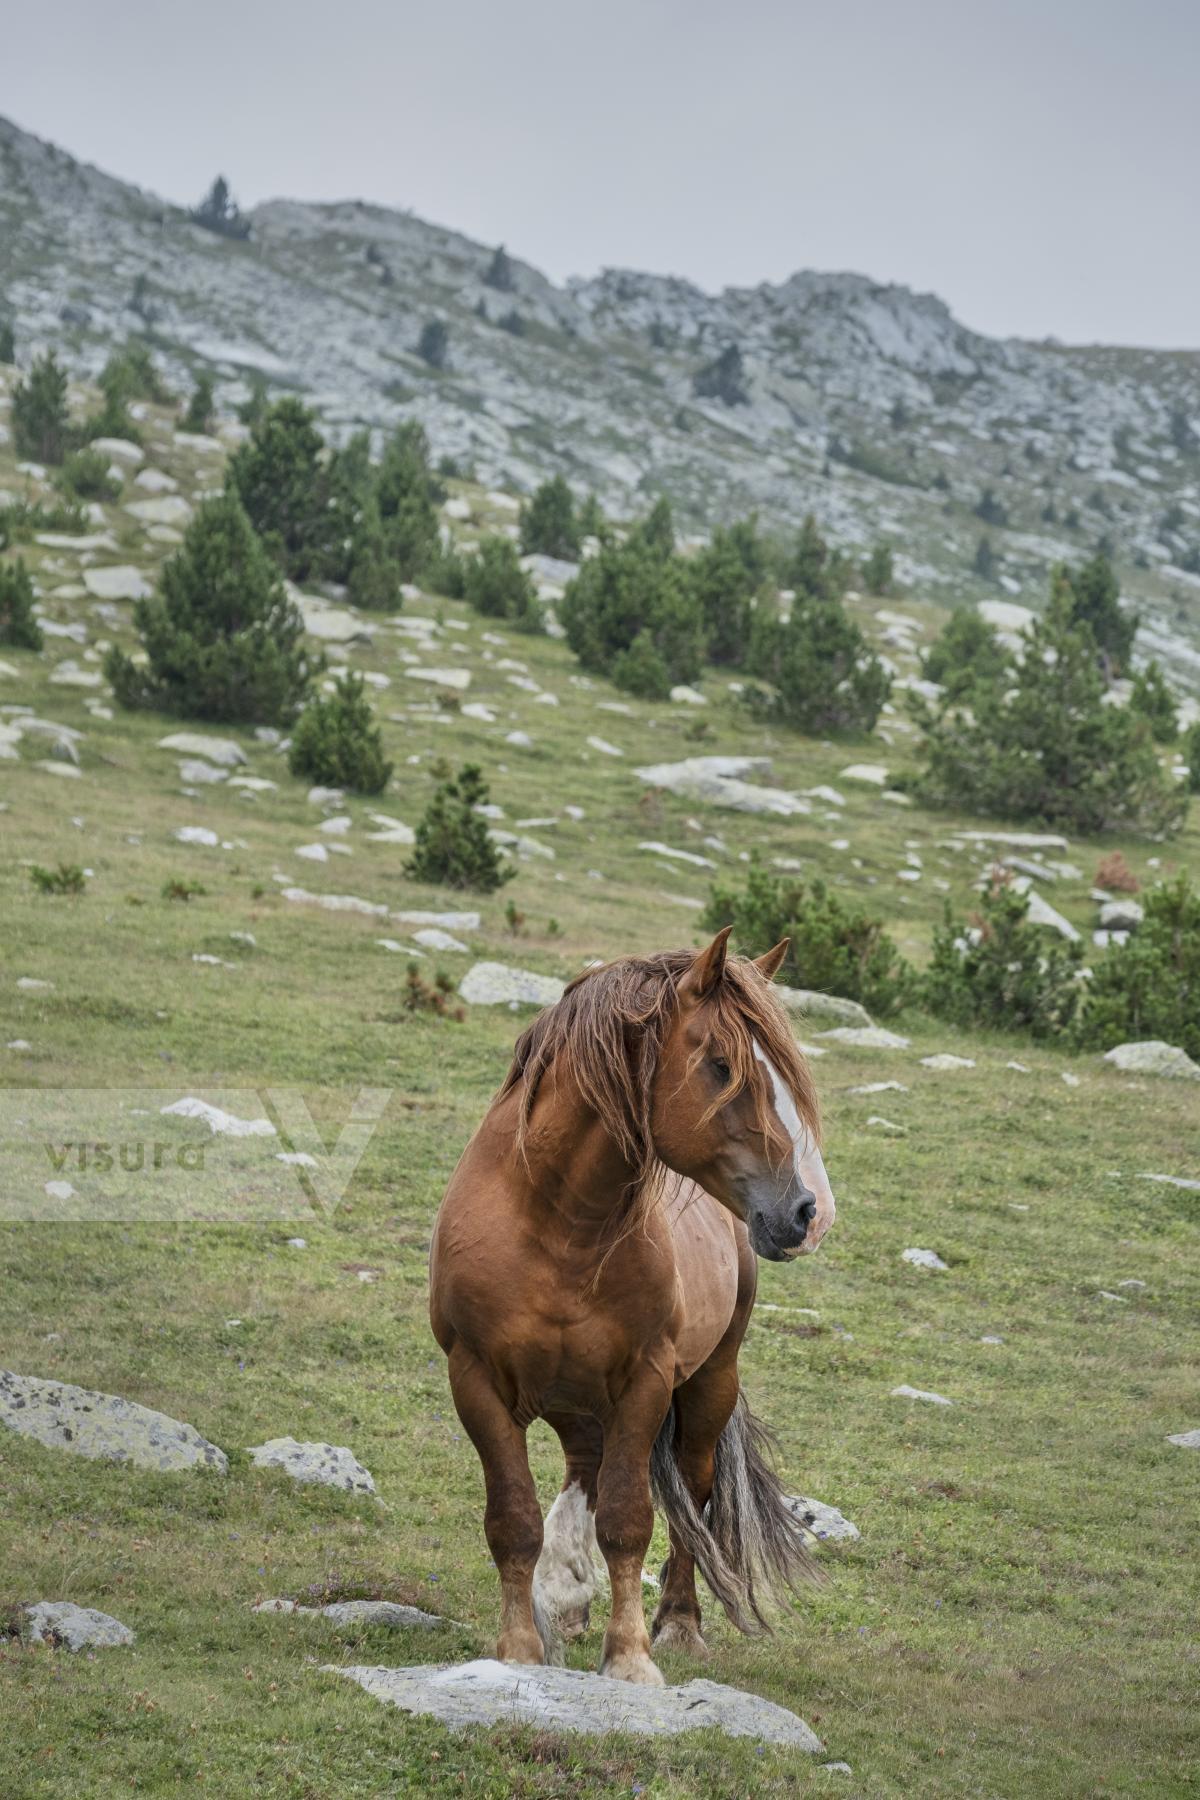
[
  {"xmin": 405, "ymin": 666, "xmax": 471, "ymax": 691},
  {"xmin": 505, "ymin": 730, "xmax": 534, "ymax": 749},
  {"xmin": 125, "ymin": 495, "xmax": 193, "ymax": 526},
  {"xmin": 980, "ymin": 1335, "xmax": 1005, "ymax": 1345},
  {"xmin": 787, "ymin": 1497, "xmax": 860, "ymax": 1543},
  {"xmin": 307, "ymin": 785, "xmax": 345, "ymax": 806},
  {"xmin": 283, "ymin": 887, "xmax": 389, "ymax": 918},
  {"xmin": 82, "ymin": 565, "xmax": 153, "ymax": 601},
  {"xmin": 286, "ymin": 1237, "xmax": 307, "ymax": 1249},
  {"xmin": 635, "ymin": 756, "xmax": 810, "ymax": 816},
  {"xmin": 867, "ymin": 1116, "xmax": 906, "ymax": 1134},
  {"xmin": 821, "ymin": 1762, "xmax": 853, "ymax": 1775},
  {"xmin": 1062, "ymin": 1071, "xmax": 1081, "ymax": 1088},
  {"xmin": 325, "ymin": 1659, "xmax": 822, "ymax": 1749},
  {"xmin": 920, "ymin": 1054, "xmax": 976, "ymax": 1071},
  {"xmin": 246, "ymin": 1437, "xmax": 376, "ymax": 1494},
  {"xmin": 0, "ymin": 1370, "xmax": 228, "ymax": 1472},
  {"xmin": 669, "ymin": 685, "xmax": 706, "ymax": 705},
  {"xmin": 459, "ymin": 963, "xmax": 565, "ymax": 1008},
  {"xmin": 159, "ymin": 732, "xmax": 247, "ymax": 767},
  {"xmin": 1104, "ymin": 1041, "xmax": 1200, "ymax": 1081},
  {"xmin": 1099, "ymin": 899, "xmax": 1144, "ymax": 931},
  {"xmin": 22, "ymin": 1601, "xmax": 134, "ymax": 1651},
  {"xmin": 1137, "ymin": 1172, "xmax": 1200, "ymax": 1191},
  {"xmin": 816, "ymin": 1026, "xmax": 910, "ymax": 1050},
  {"xmin": 89, "ymin": 436, "xmax": 143, "ymax": 464},
  {"xmin": 1022, "ymin": 888, "xmax": 1081, "ymax": 942},
  {"xmin": 159, "ymin": 1097, "xmax": 275, "ymax": 1138},
  {"xmin": 902, "ymin": 1248, "xmax": 949, "ymax": 1271},
  {"xmin": 954, "ymin": 829, "xmax": 1069, "ymax": 852},
  {"xmin": 16, "ymin": 977, "xmax": 53, "ymax": 992},
  {"xmin": 134, "ymin": 467, "xmax": 178, "ymax": 493},
  {"xmin": 366, "ymin": 814, "xmax": 415, "ymax": 844},
  {"xmin": 891, "ymin": 1385, "xmax": 954, "ymax": 1405},
  {"xmin": 848, "ymin": 1080, "xmax": 908, "ymax": 1095},
  {"xmin": 296, "ymin": 597, "xmax": 372, "ymax": 645},
  {"xmin": 178, "ymin": 759, "xmax": 226, "ymax": 784},
  {"xmin": 840, "ymin": 763, "xmax": 888, "ymax": 786},
  {"xmin": 295, "ymin": 843, "xmax": 330, "ymax": 863},
  {"xmin": 391, "ymin": 910, "xmax": 480, "ymax": 931},
  {"xmin": 775, "ymin": 988, "xmax": 872, "ymax": 1029},
  {"xmin": 587, "ymin": 735, "xmax": 624, "ymax": 757},
  {"xmin": 173, "ymin": 826, "xmax": 219, "ymax": 847},
  {"xmin": 413, "ymin": 928, "xmax": 469, "ymax": 952},
  {"xmin": 1006, "ymin": 1061, "xmax": 1030, "ymax": 1073},
  {"xmin": 1166, "ymin": 1429, "xmax": 1200, "ymax": 1448},
  {"xmin": 254, "ymin": 1598, "xmax": 446, "ymax": 1628},
  {"xmin": 638, "ymin": 840, "xmax": 715, "ymax": 869}
]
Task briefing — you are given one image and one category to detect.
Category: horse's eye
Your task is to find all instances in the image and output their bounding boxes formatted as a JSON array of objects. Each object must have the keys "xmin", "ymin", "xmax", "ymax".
[{"xmin": 710, "ymin": 1057, "xmax": 731, "ymax": 1084}]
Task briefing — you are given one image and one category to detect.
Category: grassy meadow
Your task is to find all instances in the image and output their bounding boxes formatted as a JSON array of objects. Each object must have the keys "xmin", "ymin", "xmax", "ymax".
[{"xmin": 1, "ymin": 375, "xmax": 1198, "ymax": 1797}]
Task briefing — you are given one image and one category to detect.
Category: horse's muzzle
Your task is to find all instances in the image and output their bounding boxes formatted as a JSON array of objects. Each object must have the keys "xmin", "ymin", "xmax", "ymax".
[{"xmin": 748, "ymin": 1186, "xmax": 819, "ymax": 1261}]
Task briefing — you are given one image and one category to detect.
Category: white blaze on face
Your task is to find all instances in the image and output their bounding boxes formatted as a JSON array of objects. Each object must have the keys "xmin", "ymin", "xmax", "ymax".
[{"xmin": 753, "ymin": 1039, "xmax": 835, "ymax": 1254}]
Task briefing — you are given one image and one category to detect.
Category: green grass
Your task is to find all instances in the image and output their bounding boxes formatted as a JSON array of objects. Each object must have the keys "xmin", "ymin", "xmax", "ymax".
[{"xmin": 1, "ymin": 382, "xmax": 1198, "ymax": 1797}]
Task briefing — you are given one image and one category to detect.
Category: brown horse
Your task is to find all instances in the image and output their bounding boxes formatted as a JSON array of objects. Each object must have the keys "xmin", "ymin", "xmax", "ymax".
[{"xmin": 429, "ymin": 927, "xmax": 835, "ymax": 1685}]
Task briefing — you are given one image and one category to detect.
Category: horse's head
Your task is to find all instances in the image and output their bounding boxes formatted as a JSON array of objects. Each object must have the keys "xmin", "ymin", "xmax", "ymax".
[{"xmin": 651, "ymin": 928, "xmax": 835, "ymax": 1262}]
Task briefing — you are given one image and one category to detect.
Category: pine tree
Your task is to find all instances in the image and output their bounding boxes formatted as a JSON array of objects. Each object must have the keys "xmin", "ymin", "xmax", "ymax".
[
  {"xmin": 1128, "ymin": 660, "xmax": 1178, "ymax": 743},
  {"xmin": 686, "ymin": 525, "xmax": 757, "ymax": 666},
  {"xmin": 288, "ymin": 671, "xmax": 393, "ymax": 794},
  {"xmin": 463, "ymin": 536, "xmax": 542, "ymax": 630},
  {"xmin": 181, "ymin": 372, "xmax": 215, "ymax": 434},
  {"xmin": 0, "ymin": 559, "xmax": 44, "ymax": 650},
  {"xmin": 1056, "ymin": 553, "xmax": 1137, "ymax": 674},
  {"xmin": 345, "ymin": 496, "xmax": 402, "ymax": 612},
  {"xmin": 225, "ymin": 398, "xmax": 331, "ymax": 581},
  {"xmin": 0, "ymin": 321, "xmax": 14, "ymax": 364},
  {"xmin": 483, "ymin": 245, "xmax": 516, "ymax": 292},
  {"xmin": 749, "ymin": 591, "xmax": 890, "ymax": 735},
  {"xmin": 861, "ymin": 544, "xmax": 894, "ymax": 595},
  {"xmin": 692, "ymin": 343, "xmax": 748, "ymax": 405},
  {"xmin": 406, "ymin": 765, "xmax": 513, "ymax": 892},
  {"xmin": 922, "ymin": 606, "xmax": 1010, "ymax": 701},
  {"xmin": 190, "ymin": 176, "xmax": 251, "ymax": 239},
  {"xmin": 104, "ymin": 494, "xmax": 316, "ymax": 723},
  {"xmin": 519, "ymin": 475, "xmax": 581, "ymax": 560},
  {"xmin": 417, "ymin": 319, "xmax": 449, "ymax": 369},
  {"xmin": 12, "ymin": 352, "xmax": 71, "ymax": 464}
]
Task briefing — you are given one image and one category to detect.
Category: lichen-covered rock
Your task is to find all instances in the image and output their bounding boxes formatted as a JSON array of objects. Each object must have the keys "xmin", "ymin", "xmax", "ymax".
[
  {"xmin": 23, "ymin": 1601, "xmax": 134, "ymax": 1650},
  {"xmin": 1103, "ymin": 1041, "xmax": 1200, "ymax": 1080},
  {"xmin": 459, "ymin": 963, "xmax": 565, "ymax": 1008},
  {"xmin": 0, "ymin": 1371, "xmax": 228, "ymax": 1473},
  {"xmin": 1166, "ymin": 1429, "xmax": 1200, "ymax": 1448},
  {"xmin": 246, "ymin": 1437, "xmax": 376, "ymax": 1494},
  {"xmin": 255, "ymin": 1598, "xmax": 446, "ymax": 1628},
  {"xmin": 82, "ymin": 565, "xmax": 152, "ymax": 601},
  {"xmin": 326, "ymin": 1658, "xmax": 823, "ymax": 1749},
  {"xmin": 775, "ymin": 987, "xmax": 871, "ymax": 1028},
  {"xmin": 788, "ymin": 1497, "xmax": 861, "ymax": 1543},
  {"xmin": 816, "ymin": 1026, "xmax": 910, "ymax": 1050}
]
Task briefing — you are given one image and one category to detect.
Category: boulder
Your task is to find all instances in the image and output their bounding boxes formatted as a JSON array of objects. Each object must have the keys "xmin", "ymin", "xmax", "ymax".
[
  {"xmin": 405, "ymin": 666, "xmax": 471, "ymax": 691},
  {"xmin": 1166, "ymin": 1429, "xmax": 1200, "ymax": 1449},
  {"xmin": 816, "ymin": 1026, "xmax": 910, "ymax": 1050},
  {"xmin": 255, "ymin": 1598, "xmax": 446, "ymax": 1628},
  {"xmin": 246, "ymin": 1437, "xmax": 376, "ymax": 1494},
  {"xmin": 634, "ymin": 757, "xmax": 810, "ymax": 817},
  {"xmin": 919, "ymin": 1054, "xmax": 976, "ymax": 1071},
  {"xmin": 1103, "ymin": 1041, "xmax": 1200, "ymax": 1080},
  {"xmin": 22, "ymin": 1601, "xmax": 134, "ymax": 1651},
  {"xmin": 902, "ymin": 1248, "xmax": 949, "ymax": 1271},
  {"xmin": 83, "ymin": 566, "xmax": 152, "ymax": 601},
  {"xmin": 125, "ymin": 495, "xmax": 193, "ymax": 526},
  {"xmin": 1023, "ymin": 888, "xmax": 1080, "ymax": 943},
  {"xmin": 0, "ymin": 1370, "xmax": 228, "ymax": 1473},
  {"xmin": 891, "ymin": 1384, "xmax": 954, "ymax": 1405},
  {"xmin": 839, "ymin": 763, "xmax": 888, "ymax": 786},
  {"xmin": 325, "ymin": 1659, "xmax": 822, "ymax": 1749},
  {"xmin": 391, "ymin": 910, "xmax": 480, "ymax": 931},
  {"xmin": 787, "ymin": 1497, "xmax": 861, "ymax": 1543},
  {"xmin": 775, "ymin": 987, "xmax": 871, "ymax": 1029},
  {"xmin": 296, "ymin": 596, "xmax": 373, "ymax": 645},
  {"xmin": 459, "ymin": 963, "xmax": 565, "ymax": 1008},
  {"xmin": 282, "ymin": 887, "xmax": 389, "ymax": 918},
  {"xmin": 1098, "ymin": 899, "xmax": 1144, "ymax": 931},
  {"xmin": 159, "ymin": 732, "xmax": 247, "ymax": 767}
]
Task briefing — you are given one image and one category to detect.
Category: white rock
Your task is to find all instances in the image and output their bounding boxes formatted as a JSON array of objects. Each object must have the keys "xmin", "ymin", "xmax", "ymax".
[
  {"xmin": 1024, "ymin": 888, "xmax": 1081, "ymax": 943},
  {"xmin": 848, "ymin": 1080, "xmax": 908, "ymax": 1095},
  {"xmin": 412, "ymin": 928, "xmax": 469, "ymax": 952},
  {"xmin": 891, "ymin": 1385, "xmax": 954, "ymax": 1405},
  {"xmin": 902, "ymin": 1248, "xmax": 949, "ymax": 1270},
  {"xmin": 89, "ymin": 436, "xmax": 143, "ymax": 464},
  {"xmin": 296, "ymin": 597, "xmax": 372, "ymax": 644},
  {"xmin": 459, "ymin": 963, "xmax": 565, "ymax": 1008},
  {"xmin": 787, "ymin": 1497, "xmax": 860, "ymax": 1543},
  {"xmin": 461, "ymin": 702, "xmax": 497, "ymax": 722},
  {"xmin": 635, "ymin": 756, "xmax": 810, "ymax": 816},
  {"xmin": 816, "ymin": 1026, "xmax": 910, "ymax": 1050},
  {"xmin": 133, "ymin": 467, "xmax": 178, "ymax": 493},
  {"xmin": 23, "ymin": 1601, "xmax": 134, "ymax": 1651},
  {"xmin": 391, "ymin": 910, "xmax": 480, "ymax": 931},
  {"xmin": 1166, "ymin": 1429, "xmax": 1200, "ymax": 1448},
  {"xmin": 178, "ymin": 759, "xmax": 226, "ymax": 784},
  {"xmin": 840, "ymin": 763, "xmax": 888, "ymax": 786},
  {"xmin": 669, "ymin": 685, "xmax": 706, "ymax": 705},
  {"xmin": 775, "ymin": 988, "xmax": 872, "ymax": 1028},
  {"xmin": 173, "ymin": 826, "xmax": 219, "ymax": 847},
  {"xmin": 283, "ymin": 888, "xmax": 389, "ymax": 918},
  {"xmin": 405, "ymin": 666, "xmax": 471, "ymax": 691},
  {"xmin": 587, "ymin": 735, "xmax": 624, "ymax": 757},
  {"xmin": 82, "ymin": 565, "xmax": 152, "ymax": 601},
  {"xmin": 1100, "ymin": 899, "xmax": 1145, "ymax": 930},
  {"xmin": 16, "ymin": 977, "xmax": 53, "ymax": 992},
  {"xmin": 366, "ymin": 814, "xmax": 415, "ymax": 845},
  {"xmin": 0, "ymin": 1370, "xmax": 228, "ymax": 1472},
  {"xmin": 637, "ymin": 840, "xmax": 716, "ymax": 869},
  {"xmin": 1104, "ymin": 1041, "xmax": 1200, "ymax": 1080},
  {"xmin": 159, "ymin": 732, "xmax": 247, "ymax": 767},
  {"xmin": 254, "ymin": 1597, "xmax": 446, "ymax": 1628},
  {"xmin": 44, "ymin": 1180, "xmax": 77, "ymax": 1201},
  {"xmin": 295, "ymin": 843, "xmax": 330, "ymax": 863},
  {"xmin": 307, "ymin": 786, "xmax": 344, "ymax": 806},
  {"xmin": 1136, "ymin": 1172, "xmax": 1200, "ymax": 1191},
  {"xmin": 159, "ymin": 1097, "xmax": 275, "ymax": 1138},
  {"xmin": 954, "ymin": 830, "xmax": 1070, "ymax": 852},
  {"xmin": 325, "ymin": 1659, "xmax": 822, "ymax": 1749},
  {"xmin": 867, "ymin": 1116, "xmax": 906, "ymax": 1133},
  {"xmin": 505, "ymin": 730, "xmax": 534, "ymax": 749},
  {"xmin": 246, "ymin": 1437, "xmax": 376, "ymax": 1494},
  {"xmin": 125, "ymin": 495, "xmax": 193, "ymax": 526},
  {"xmin": 919, "ymin": 1054, "xmax": 976, "ymax": 1070}
]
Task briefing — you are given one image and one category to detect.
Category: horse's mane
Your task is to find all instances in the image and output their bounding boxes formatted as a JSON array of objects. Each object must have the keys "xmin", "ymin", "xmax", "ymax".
[{"xmin": 498, "ymin": 948, "xmax": 821, "ymax": 1198}]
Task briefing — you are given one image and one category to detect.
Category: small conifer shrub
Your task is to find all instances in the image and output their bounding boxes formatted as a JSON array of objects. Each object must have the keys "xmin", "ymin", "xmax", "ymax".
[
  {"xmin": 406, "ymin": 765, "xmax": 513, "ymax": 893},
  {"xmin": 287, "ymin": 672, "xmax": 393, "ymax": 795},
  {"xmin": 12, "ymin": 352, "xmax": 71, "ymax": 463},
  {"xmin": 0, "ymin": 559, "xmax": 45, "ymax": 650}
]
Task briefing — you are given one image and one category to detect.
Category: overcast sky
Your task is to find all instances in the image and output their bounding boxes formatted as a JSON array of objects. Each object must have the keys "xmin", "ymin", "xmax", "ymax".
[{"xmin": 4, "ymin": 0, "xmax": 1197, "ymax": 348}]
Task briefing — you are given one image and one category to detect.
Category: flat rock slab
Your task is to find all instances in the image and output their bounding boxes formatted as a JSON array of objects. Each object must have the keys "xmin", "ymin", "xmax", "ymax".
[
  {"xmin": 159, "ymin": 732, "xmax": 247, "ymax": 767},
  {"xmin": 256, "ymin": 1598, "xmax": 446, "ymax": 1628},
  {"xmin": 776, "ymin": 986, "xmax": 871, "ymax": 1028},
  {"xmin": 459, "ymin": 963, "xmax": 565, "ymax": 1008},
  {"xmin": 1104, "ymin": 1041, "xmax": 1200, "ymax": 1080},
  {"xmin": 83, "ymin": 565, "xmax": 152, "ymax": 601},
  {"xmin": 635, "ymin": 756, "xmax": 810, "ymax": 817},
  {"xmin": 892, "ymin": 1384, "xmax": 954, "ymax": 1406},
  {"xmin": 326, "ymin": 1658, "xmax": 823, "ymax": 1750},
  {"xmin": 247, "ymin": 1437, "xmax": 376, "ymax": 1494},
  {"xmin": 1167, "ymin": 1429, "xmax": 1200, "ymax": 1448},
  {"xmin": 816, "ymin": 1026, "xmax": 910, "ymax": 1050},
  {"xmin": 23, "ymin": 1600, "xmax": 134, "ymax": 1650},
  {"xmin": 0, "ymin": 1370, "xmax": 228, "ymax": 1473}
]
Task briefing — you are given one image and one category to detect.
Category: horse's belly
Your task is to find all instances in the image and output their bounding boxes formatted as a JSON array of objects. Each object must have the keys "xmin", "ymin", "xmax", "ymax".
[{"xmin": 667, "ymin": 1183, "xmax": 744, "ymax": 1385}]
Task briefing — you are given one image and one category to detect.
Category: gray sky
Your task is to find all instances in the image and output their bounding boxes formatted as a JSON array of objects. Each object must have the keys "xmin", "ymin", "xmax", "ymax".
[{"xmin": 5, "ymin": 0, "xmax": 1198, "ymax": 348}]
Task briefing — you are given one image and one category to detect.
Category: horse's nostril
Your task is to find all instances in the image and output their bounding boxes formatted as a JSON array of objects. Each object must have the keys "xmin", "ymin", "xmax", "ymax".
[{"xmin": 795, "ymin": 1191, "xmax": 817, "ymax": 1234}]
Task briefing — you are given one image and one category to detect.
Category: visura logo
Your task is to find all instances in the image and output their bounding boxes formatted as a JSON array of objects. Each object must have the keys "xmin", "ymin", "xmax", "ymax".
[{"xmin": 44, "ymin": 1141, "xmax": 207, "ymax": 1173}]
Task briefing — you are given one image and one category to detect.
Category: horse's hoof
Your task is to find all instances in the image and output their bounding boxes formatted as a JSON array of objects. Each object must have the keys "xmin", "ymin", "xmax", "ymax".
[
  {"xmin": 599, "ymin": 1651, "xmax": 665, "ymax": 1686},
  {"xmin": 652, "ymin": 1616, "xmax": 709, "ymax": 1658},
  {"xmin": 496, "ymin": 1629, "xmax": 545, "ymax": 1665},
  {"xmin": 558, "ymin": 1602, "xmax": 590, "ymax": 1641}
]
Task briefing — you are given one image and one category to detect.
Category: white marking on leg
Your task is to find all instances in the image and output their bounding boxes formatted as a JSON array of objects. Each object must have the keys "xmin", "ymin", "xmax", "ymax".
[
  {"xmin": 532, "ymin": 1481, "xmax": 600, "ymax": 1636},
  {"xmin": 753, "ymin": 1039, "xmax": 836, "ymax": 1249}
]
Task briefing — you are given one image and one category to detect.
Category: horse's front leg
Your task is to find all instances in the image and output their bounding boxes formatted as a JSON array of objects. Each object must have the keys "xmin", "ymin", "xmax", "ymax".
[
  {"xmin": 596, "ymin": 1365, "xmax": 672, "ymax": 1685},
  {"xmin": 448, "ymin": 1343, "xmax": 545, "ymax": 1665}
]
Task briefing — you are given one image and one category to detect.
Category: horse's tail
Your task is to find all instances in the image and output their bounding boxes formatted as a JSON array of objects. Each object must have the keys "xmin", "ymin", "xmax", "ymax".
[{"xmin": 649, "ymin": 1389, "xmax": 826, "ymax": 1635}]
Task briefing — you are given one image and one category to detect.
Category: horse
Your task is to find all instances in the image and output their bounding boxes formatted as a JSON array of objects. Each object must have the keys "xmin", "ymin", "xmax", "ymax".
[{"xmin": 428, "ymin": 926, "xmax": 836, "ymax": 1686}]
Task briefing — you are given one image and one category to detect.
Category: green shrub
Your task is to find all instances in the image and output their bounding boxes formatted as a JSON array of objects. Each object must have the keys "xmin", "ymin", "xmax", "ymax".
[
  {"xmin": 913, "ymin": 582, "xmax": 1186, "ymax": 838},
  {"xmin": 519, "ymin": 475, "xmax": 581, "ymax": 560},
  {"xmin": 288, "ymin": 671, "xmax": 393, "ymax": 795},
  {"xmin": 238, "ymin": 374, "xmax": 269, "ymax": 426},
  {"xmin": 693, "ymin": 343, "xmax": 748, "ymax": 406},
  {"xmin": 921, "ymin": 606, "xmax": 1010, "ymax": 701},
  {"xmin": 225, "ymin": 397, "xmax": 332, "ymax": 582},
  {"xmin": 1128, "ymin": 660, "xmax": 1177, "ymax": 743},
  {"xmin": 30, "ymin": 862, "xmax": 86, "ymax": 896},
  {"xmin": 702, "ymin": 858, "xmax": 914, "ymax": 1016},
  {"xmin": 57, "ymin": 446, "xmax": 121, "ymax": 503},
  {"xmin": 0, "ymin": 559, "xmax": 43, "ymax": 649},
  {"xmin": 685, "ymin": 522, "xmax": 761, "ymax": 666},
  {"xmin": 422, "ymin": 542, "xmax": 467, "ymax": 599},
  {"xmin": 374, "ymin": 422, "xmax": 440, "ymax": 580},
  {"xmin": 0, "ymin": 321, "xmax": 14, "ymax": 364},
  {"xmin": 748, "ymin": 592, "xmax": 890, "ymax": 734},
  {"xmin": 181, "ymin": 372, "xmax": 215, "ymax": 435},
  {"xmin": 104, "ymin": 493, "xmax": 316, "ymax": 724},
  {"xmin": 974, "ymin": 486, "xmax": 1008, "ymax": 526},
  {"xmin": 417, "ymin": 319, "xmax": 449, "ymax": 368},
  {"xmin": 1055, "ymin": 553, "xmax": 1136, "ymax": 674},
  {"xmin": 1184, "ymin": 721, "xmax": 1200, "ymax": 793},
  {"xmin": 861, "ymin": 544, "xmax": 894, "ymax": 595},
  {"xmin": 102, "ymin": 342, "xmax": 172, "ymax": 404},
  {"xmin": 922, "ymin": 879, "xmax": 1081, "ymax": 1039},
  {"xmin": 785, "ymin": 514, "xmax": 851, "ymax": 602},
  {"xmin": 190, "ymin": 175, "xmax": 251, "ymax": 239},
  {"xmin": 560, "ymin": 515, "xmax": 704, "ymax": 695},
  {"xmin": 162, "ymin": 878, "xmax": 207, "ymax": 902},
  {"xmin": 463, "ymin": 536, "xmax": 542, "ymax": 631},
  {"xmin": 406, "ymin": 764, "xmax": 512, "ymax": 892},
  {"xmin": 1075, "ymin": 876, "xmax": 1200, "ymax": 1060},
  {"xmin": 12, "ymin": 352, "xmax": 71, "ymax": 463},
  {"xmin": 345, "ymin": 497, "xmax": 402, "ymax": 612},
  {"xmin": 0, "ymin": 496, "xmax": 87, "ymax": 550}
]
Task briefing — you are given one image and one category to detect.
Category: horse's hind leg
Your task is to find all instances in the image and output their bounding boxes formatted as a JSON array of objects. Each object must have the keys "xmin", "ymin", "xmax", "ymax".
[
  {"xmin": 448, "ymin": 1344, "xmax": 545, "ymax": 1665},
  {"xmin": 535, "ymin": 1413, "xmax": 602, "ymax": 1641},
  {"xmin": 651, "ymin": 1350, "xmax": 740, "ymax": 1658}
]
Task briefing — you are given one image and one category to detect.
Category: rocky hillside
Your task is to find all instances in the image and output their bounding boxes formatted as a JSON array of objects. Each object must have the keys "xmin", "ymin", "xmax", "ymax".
[{"xmin": 3, "ymin": 112, "xmax": 1200, "ymax": 689}]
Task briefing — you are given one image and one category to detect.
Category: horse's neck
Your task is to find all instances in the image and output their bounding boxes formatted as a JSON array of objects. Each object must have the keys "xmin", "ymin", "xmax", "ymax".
[{"xmin": 491, "ymin": 1067, "xmax": 642, "ymax": 1236}]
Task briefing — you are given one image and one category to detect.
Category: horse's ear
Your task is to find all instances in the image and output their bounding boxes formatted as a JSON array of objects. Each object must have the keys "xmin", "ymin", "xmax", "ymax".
[
  {"xmin": 753, "ymin": 938, "xmax": 790, "ymax": 982},
  {"xmin": 680, "ymin": 926, "xmax": 732, "ymax": 1002}
]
